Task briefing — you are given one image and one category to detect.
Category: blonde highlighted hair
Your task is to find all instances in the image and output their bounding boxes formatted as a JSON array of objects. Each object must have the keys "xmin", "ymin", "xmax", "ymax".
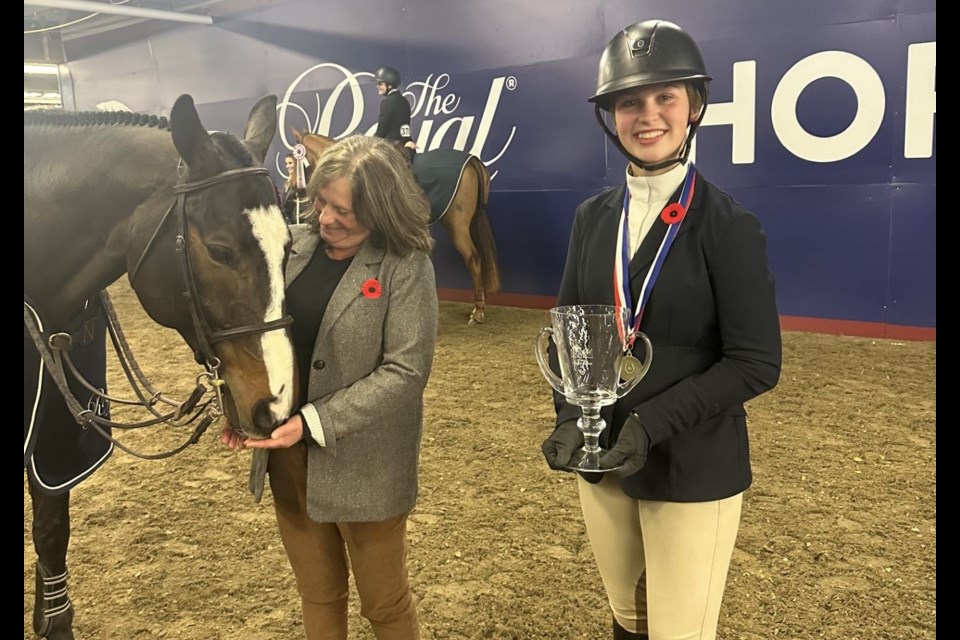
[
  {"xmin": 283, "ymin": 153, "xmax": 299, "ymax": 190},
  {"xmin": 306, "ymin": 135, "xmax": 433, "ymax": 255}
]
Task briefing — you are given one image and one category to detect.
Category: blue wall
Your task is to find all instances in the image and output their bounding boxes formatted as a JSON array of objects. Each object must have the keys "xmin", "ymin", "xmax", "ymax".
[{"xmin": 61, "ymin": 0, "xmax": 936, "ymax": 337}]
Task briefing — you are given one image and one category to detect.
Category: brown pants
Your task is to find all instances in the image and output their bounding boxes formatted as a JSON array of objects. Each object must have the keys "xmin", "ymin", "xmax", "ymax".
[
  {"xmin": 268, "ymin": 443, "xmax": 420, "ymax": 640},
  {"xmin": 579, "ymin": 475, "xmax": 742, "ymax": 640}
]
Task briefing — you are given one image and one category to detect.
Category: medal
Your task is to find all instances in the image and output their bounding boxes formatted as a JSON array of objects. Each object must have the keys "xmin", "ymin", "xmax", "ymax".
[{"xmin": 620, "ymin": 354, "xmax": 643, "ymax": 381}]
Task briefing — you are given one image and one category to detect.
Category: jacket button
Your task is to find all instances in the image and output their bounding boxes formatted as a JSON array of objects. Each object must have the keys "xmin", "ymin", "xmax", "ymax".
[{"xmin": 312, "ymin": 359, "xmax": 325, "ymax": 370}]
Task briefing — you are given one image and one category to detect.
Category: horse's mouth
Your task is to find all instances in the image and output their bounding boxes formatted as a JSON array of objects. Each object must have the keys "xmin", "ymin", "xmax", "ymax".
[
  {"xmin": 233, "ymin": 425, "xmax": 249, "ymax": 438},
  {"xmin": 232, "ymin": 425, "xmax": 271, "ymax": 441}
]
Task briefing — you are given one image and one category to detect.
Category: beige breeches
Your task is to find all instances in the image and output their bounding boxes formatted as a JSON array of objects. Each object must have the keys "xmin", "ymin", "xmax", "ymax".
[{"xmin": 578, "ymin": 475, "xmax": 742, "ymax": 640}]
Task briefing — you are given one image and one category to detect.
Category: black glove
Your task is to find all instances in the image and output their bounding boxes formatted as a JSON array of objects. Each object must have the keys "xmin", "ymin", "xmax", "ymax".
[
  {"xmin": 599, "ymin": 413, "xmax": 650, "ymax": 477},
  {"xmin": 541, "ymin": 419, "xmax": 583, "ymax": 471}
]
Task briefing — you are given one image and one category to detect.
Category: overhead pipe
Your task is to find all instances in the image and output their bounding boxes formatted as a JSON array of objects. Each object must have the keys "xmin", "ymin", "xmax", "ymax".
[{"xmin": 23, "ymin": 0, "xmax": 214, "ymax": 26}]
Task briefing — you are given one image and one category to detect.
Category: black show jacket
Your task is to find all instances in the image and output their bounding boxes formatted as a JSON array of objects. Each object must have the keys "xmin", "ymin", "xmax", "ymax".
[{"xmin": 554, "ymin": 171, "xmax": 782, "ymax": 502}]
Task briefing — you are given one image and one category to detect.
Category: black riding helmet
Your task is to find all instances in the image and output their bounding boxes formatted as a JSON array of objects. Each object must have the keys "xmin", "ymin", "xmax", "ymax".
[
  {"xmin": 590, "ymin": 20, "xmax": 712, "ymax": 172},
  {"xmin": 374, "ymin": 66, "xmax": 401, "ymax": 90}
]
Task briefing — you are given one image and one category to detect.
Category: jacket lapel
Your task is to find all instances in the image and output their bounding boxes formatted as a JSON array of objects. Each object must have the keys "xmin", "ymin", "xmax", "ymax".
[
  {"xmin": 285, "ymin": 225, "xmax": 321, "ymax": 287},
  {"xmin": 316, "ymin": 240, "xmax": 386, "ymax": 344},
  {"xmin": 628, "ymin": 219, "xmax": 668, "ymax": 284},
  {"xmin": 628, "ymin": 171, "xmax": 702, "ymax": 294}
]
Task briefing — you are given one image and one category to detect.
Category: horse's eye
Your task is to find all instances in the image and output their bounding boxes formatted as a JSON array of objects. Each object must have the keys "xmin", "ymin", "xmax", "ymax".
[{"xmin": 207, "ymin": 245, "xmax": 234, "ymax": 266}]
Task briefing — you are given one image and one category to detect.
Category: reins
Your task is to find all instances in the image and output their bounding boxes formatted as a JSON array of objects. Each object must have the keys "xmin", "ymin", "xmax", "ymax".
[{"xmin": 24, "ymin": 295, "xmax": 213, "ymax": 460}]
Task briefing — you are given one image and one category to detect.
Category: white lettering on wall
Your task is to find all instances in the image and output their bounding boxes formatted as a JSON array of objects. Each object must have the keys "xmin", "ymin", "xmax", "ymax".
[
  {"xmin": 905, "ymin": 41, "xmax": 936, "ymax": 158},
  {"xmin": 424, "ymin": 117, "xmax": 473, "ymax": 150},
  {"xmin": 407, "ymin": 74, "xmax": 461, "ymax": 117},
  {"xmin": 702, "ymin": 60, "xmax": 757, "ymax": 164},
  {"xmin": 278, "ymin": 45, "xmax": 934, "ymax": 171},
  {"xmin": 471, "ymin": 76, "xmax": 516, "ymax": 167},
  {"xmin": 699, "ymin": 41, "xmax": 935, "ymax": 164},
  {"xmin": 278, "ymin": 65, "xmax": 516, "ymax": 178},
  {"xmin": 278, "ymin": 62, "xmax": 372, "ymax": 147},
  {"xmin": 772, "ymin": 51, "xmax": 885, "ymax": 163}
]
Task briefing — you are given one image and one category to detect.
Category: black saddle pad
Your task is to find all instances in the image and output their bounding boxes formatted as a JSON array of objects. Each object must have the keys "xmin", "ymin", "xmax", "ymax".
[
  {"xmin": 24, "ymin": 299, "xmax": 113, "ymax": 495},
  {"xmin": 412, "ymin": 148, "xmax": 473, "ymax": 225}
]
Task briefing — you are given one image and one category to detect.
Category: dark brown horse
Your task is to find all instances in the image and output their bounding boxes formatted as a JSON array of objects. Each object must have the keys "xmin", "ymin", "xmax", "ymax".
[
  {"xmin": 293, "ymin": 129, "xmax": 501, "ymax": 324},
  {"xmin": 24, "ymin": 95, "xmax": 296, "ymax": 639}
]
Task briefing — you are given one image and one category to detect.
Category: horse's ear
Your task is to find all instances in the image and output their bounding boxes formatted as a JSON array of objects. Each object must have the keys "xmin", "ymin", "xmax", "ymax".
[
  {"xmin": 242, "ymin": 95, "xmax": 278, "ymax": 165},
  {"xmin": 291, "ymin": 127, "xmax": 304, "ymax": 143},
  {"xmin": 170, "ymin": 94, "xmax": 218, "ymax": 171}
]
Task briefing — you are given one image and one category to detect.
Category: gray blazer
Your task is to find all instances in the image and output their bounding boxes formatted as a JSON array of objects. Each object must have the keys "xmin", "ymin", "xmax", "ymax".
[{"xmin": 250, "ymin": 224, "xmax": 438, "ymax": 522}]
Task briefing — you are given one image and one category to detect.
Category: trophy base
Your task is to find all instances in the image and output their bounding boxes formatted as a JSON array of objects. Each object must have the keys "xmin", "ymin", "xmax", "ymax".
[{"xmin": 565, "ymin": 449, "xmax": 622, "ymax": 474}]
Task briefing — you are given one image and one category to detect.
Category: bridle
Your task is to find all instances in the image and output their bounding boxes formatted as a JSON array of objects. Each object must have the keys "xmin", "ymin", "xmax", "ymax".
[
  {"xmin": 129, "ymin": 165, "xmax": 294, "ymax": 388},
  {"xmin": 24, "ymin": 163, "xmax": 293, "ymax": 459}
]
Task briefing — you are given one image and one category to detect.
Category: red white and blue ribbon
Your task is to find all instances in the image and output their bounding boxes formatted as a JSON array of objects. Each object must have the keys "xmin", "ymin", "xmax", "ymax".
[{"xmin": 613, "ymin": 163, "xmax": 697, "ymax": 345}]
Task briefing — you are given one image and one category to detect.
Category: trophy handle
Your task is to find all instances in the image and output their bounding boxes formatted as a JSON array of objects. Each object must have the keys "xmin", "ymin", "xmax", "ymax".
[
  {"xmin": 534, "ymin": 327, "xmax": 565, "ymax": 395},
  {"xmin": 616, "ymin": 331, "xmax": 654, "ymax": 396}
]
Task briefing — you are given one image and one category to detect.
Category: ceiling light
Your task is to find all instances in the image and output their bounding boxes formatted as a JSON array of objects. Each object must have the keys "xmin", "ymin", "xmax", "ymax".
[
  {"xmin": 25, "ymin": 63, "xmax": 60, "ymax": 75},
  {"xmin": 23, "ymin": 0, "xmax": 214, "ymax": 26}
]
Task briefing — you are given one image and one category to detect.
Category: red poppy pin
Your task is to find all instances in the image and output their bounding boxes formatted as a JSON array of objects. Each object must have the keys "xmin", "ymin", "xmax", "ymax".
[
  {"xmin": 660, "ymin": 203, "xmax": 687, "ymax": 225},
  {"xmin": 361, "ymin": 278, "xmax": 382, "ymax": 299}
]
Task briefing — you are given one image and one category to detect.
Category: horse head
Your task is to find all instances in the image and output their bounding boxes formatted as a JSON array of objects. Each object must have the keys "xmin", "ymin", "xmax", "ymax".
[
  {"xmin": 292, "ymin": 127, "xmax": 336, "ymax": 168},
  {"xmin": 132, "ymin": 94, "xmax": 297, "ymax": 439}
]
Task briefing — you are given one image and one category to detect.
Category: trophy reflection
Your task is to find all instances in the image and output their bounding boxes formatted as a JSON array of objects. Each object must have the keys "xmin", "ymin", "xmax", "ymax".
[{"xmin": 535, "ymin": 305, "xmax": 653, "ymax": 472}]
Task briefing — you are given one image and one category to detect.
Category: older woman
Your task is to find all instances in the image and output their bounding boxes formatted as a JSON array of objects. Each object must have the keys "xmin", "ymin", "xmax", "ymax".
[{"xmin": 222, "ymin": 134, "xmax": 437, "ymax": 640}]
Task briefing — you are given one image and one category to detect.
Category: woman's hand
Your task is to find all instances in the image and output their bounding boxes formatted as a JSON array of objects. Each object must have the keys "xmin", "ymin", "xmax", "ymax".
[
  {"xmin": 219, "ymin": 424, "xmax": 248, "ymax": 450},
  {"xmin": 244, "ymin": 413, "xmax": 304, "ymax": 450}
]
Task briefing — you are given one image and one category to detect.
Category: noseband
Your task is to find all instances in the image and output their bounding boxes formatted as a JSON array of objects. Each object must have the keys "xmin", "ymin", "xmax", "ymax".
[{"xmin": 129, "ymin": 166, "xmax": 293, "ymax": 387}]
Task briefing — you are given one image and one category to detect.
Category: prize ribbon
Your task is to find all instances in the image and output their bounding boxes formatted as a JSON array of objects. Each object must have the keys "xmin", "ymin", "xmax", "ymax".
[{"xmin": 292, "ymin": 143, "xmax": 308, "ymax": 189}]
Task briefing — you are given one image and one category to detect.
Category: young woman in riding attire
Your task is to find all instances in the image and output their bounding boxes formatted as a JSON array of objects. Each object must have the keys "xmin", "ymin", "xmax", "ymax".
[
  {"xmin": 540, "ymin": 20, "xmax": 782, "ymax": 640},
  {"xmin": 374, "ymin": 65, "xmax": 417, "ymax": 163}
]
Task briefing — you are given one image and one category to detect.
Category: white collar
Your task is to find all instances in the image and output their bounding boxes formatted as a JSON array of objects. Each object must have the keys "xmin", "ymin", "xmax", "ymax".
[{"xmin": 625, "ymin": 163, "xmax": 686, "ymax": 206}]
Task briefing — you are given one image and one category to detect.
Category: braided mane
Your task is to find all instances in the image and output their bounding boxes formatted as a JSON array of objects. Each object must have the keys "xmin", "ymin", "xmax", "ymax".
[
  {"xmin": 24, "ymin": 108, "xmax": 170, "ymax": 130},
  {"xmin": 24, "ymin": 106, "xmax": 255, "ymax": 166}
]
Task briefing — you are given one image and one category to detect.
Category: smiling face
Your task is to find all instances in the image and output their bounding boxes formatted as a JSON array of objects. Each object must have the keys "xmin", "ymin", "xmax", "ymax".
[
  {"xmin": 612, "ymin": 82, "xmax": 699, "ymax": 176},
  {"xmin": 284, "ymin": 156, "xmax": 296, "ymax": 174},
  {"xmin": 315, "ymin": 176, "xmax": 370, "ymax": 259}
]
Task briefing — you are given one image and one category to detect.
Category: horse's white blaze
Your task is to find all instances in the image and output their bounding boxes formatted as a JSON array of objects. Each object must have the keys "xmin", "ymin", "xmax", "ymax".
[{"xmin": 248, "ymin": 204, "xmax": 295, "ymax": 419}]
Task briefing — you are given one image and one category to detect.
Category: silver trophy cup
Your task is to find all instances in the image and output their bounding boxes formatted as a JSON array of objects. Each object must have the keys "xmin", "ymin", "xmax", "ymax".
[{"xmin": 535, "ymin": 305, "xmax": 653, "ymax": 472}]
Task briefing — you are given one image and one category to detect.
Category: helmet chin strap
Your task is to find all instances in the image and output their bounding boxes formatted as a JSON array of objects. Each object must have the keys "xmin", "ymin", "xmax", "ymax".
[{"xmin": 594, "ymin": 103, "xmax": 707, "ymax": 173}]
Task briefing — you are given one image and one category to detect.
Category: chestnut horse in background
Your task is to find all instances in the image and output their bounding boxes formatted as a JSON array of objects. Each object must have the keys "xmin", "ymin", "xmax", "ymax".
[{"xmin": 293, "ymin": 129, "xmax": 501, "ymax": 324}]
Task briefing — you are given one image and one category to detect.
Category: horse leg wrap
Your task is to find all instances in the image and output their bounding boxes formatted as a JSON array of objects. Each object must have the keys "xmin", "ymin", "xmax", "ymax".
[
  {"xmin": 34, "ymin": 561, "xmax": 74, "ymax": 638},
  {"xmin": 469, "ymin": 296, "xmax": 487, "ymax": 325}
]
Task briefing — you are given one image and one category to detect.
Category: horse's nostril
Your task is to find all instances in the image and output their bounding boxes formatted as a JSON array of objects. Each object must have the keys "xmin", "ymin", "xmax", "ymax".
[{"xmin": 251, "ymin": 396, "xmax": 279, "ymax": 435}]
